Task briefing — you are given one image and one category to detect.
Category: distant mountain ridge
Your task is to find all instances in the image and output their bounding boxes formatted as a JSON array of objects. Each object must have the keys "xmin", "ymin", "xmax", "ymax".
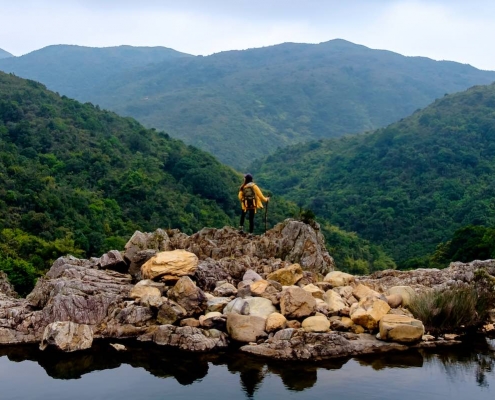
[
  {"xmin": 254, "ymin": 82, "xmax": 495, "ymax": 265},
  {"xmin": 0, "ymin": 48, "xmax": 13, "ymax": 59},
  {"xmin": 0, "ymin": 44, "xmax": 192, "ymax": 100},
  {"xmin": 1, "ymin": 40, "xmax": 495, "ymax": 168}
]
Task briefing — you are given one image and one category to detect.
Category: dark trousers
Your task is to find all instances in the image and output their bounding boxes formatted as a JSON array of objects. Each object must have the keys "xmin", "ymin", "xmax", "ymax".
[{"xmin": 240, "ymin": 209, "xmax": 255, "ymax": 233}]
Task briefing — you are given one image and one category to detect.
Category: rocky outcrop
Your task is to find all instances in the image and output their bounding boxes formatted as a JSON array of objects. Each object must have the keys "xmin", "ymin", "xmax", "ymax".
[
  {"xmin": 379, "ymin": 314, "xmax": 424, "ymax": 343},
  {"xmin": 141, "ymin": 250, "xmax": 198, "ymax": 281},
  {"xmin": 152, "ymin": 325, "xmax": 228, "ymax": 351}
]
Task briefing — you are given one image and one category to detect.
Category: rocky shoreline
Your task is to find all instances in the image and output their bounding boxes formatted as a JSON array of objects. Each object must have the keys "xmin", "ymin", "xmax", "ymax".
[{"xmin": 0, "ymin": 219, "xmax": 494, "ymax": 360}]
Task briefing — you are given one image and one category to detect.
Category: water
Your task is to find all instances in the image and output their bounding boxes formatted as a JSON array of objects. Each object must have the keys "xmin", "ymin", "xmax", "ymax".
[{"xmin": 0, "ymin": 337, "xmax": 494, "ymax": 400}]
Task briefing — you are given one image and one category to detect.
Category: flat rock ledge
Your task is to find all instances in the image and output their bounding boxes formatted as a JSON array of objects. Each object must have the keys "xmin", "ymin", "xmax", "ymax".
[{"xmin": 240, "ymin": 330, "xmax": 407, "ymax": 360}]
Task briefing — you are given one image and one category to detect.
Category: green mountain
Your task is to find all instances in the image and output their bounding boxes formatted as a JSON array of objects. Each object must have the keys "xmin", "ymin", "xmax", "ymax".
[
  {"xmin": 0, "ymin": 48, "xmax": 13, "ymax": 60},
  {"xmin": 0, "ymin": 45, "xmax": 191, "ymax": 100},
  {"xmin": 3, "ymin": 39, "xmax": 492, "ymax": 169},
  {"xmin": 253, "ymin": 83, "xmax": 495, "ymax": 266}
]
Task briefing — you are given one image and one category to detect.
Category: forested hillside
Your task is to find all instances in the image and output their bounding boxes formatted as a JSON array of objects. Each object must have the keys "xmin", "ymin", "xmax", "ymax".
[
  {"xmin": 0, "ymin": 45, "xmax": 191, "ymax": 100},
  {"xmin": 0, "ymin": 48, "xmax": 13, "ymax": 60},
  {"xmin": 254, "ymin": 83, "xmax": 495, "ymax": 266},
  {"xmin": 1, "ymin": 40, "xmax": 494, "ymax": 168}
]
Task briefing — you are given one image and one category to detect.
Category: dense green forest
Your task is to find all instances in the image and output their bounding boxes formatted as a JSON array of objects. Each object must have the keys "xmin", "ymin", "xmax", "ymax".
[
  {"xmin": 254, "ymin": 83, "xmax": 495, "ymax": 267},
  {"xmin": 0, "ymin": 72, "xmax": 393, "ymax": 294},
  {"xmin": 1, "ymin": 40, "xmax": 494, "ymax": 168}
]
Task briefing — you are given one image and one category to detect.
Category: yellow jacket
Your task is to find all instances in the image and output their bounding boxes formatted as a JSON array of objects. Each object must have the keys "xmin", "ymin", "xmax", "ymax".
[{"xmin": 238, "ymin": 182, "xmax": 268, "ymax": 212}]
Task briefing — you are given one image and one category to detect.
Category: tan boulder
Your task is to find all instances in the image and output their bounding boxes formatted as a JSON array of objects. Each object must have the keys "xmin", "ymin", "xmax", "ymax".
[
  {"xmin": 265, "ymin": 312, "xmax": 287, "ymax": 332},
  {"xmin": 386, "ymin": 294, "xmax": 403, "ymax": 308},
  {"xmin": 206, "ymin": 297, "xmax": 231, "ymax": 313},
  {"xmin": 302, "ymin": 316, "xmax": 330, "ymax": 333},
  {"xmin": 130, "ymin": 284, "xmax": 161, "ymax": 300},
  {"xmin": 352, "ymin": 284, "xmax": 382, "ymax": 301},
  {"xmin": 213, "ymin": 282, "xmax": 237, "ymax": 297},
  {"xmin": 280, "ymin": 287, "xmax": 317, "ymax": 319},
  {"xmin": 141, "ymin": 249, "xmax": 198, "ymax": 281},
  {"xmin": 250, "ymin": 280, "xmax": 270, "ymax": 296},
  {"xmin": 180, "ymin": 318, "xmax": 201, "ymax": 328},
  {"xmin": 266, "ymin": 264, "xmax": 303, "ymax": 286},
  {"xmin": 245, "ymin": 297, "xmax": 277, "ymax": 319},
  {"xmin": 226, "ymin": 314, "xmax": 267, "ymax": 343},
  {"xmin": 40, "ymin": 321, "xmax": 93, "ymax": 352},
  {"xmin": 350, "ymin": 297, "xmax": 390, "ymax": 330},
  {"xmin": 303, "ymin": 284, "xmax": 325, "ymax": 299},
  {"xmin": 323, "ymin": 271, "xmax": 355, "ymax": 287},
  {"xmin": 379, "ymin": 314, "xmax": 424, "ymax": 343},
  {"xmin": 286, "ymin": 320, "xmax": 301, "ymax": 329},
  {"xmin": 324, "ymin": 290, "xmax": 346, "ymax": 313},
  {"xmin": 386, "ymin": 286, "xmax": 416, "ymax": 307}
]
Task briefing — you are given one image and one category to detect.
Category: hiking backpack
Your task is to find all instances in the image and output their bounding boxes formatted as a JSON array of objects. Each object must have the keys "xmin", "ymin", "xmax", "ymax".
[{"xmin": 242, "ymin": 185, "xmax": 257, "ymax": 209}]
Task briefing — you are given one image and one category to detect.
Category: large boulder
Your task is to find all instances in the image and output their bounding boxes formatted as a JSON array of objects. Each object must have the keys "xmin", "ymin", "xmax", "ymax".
[
  {"xmin": 129, "ymin": 284, "xmax": 162, "ymax": 300},
  {"xmin": 301, "ymin": 316, "xmax": 330, "ymax": 333},
  {"xmin": 39, "ymin": 321, "xmax": 93, "ymax": 352},
  {"xmin": 265, "ymin": 312, "xmax": 287, "ymax": 332},
  {"xmin": 386, "ymin": 286, "xmax": 415, "ymax": 307},
  {"xmin": 99, "ymin": 250, "xmax": 127, "ymax": 272},
  {"xmin": 156, "ymin": 299, "xmax": 187, "ymax": 325},
  {"xmin": 379, "ymin": 314, "xmax": 424, "ymax": 343},
  {"xmin": 141, "ymin": 250, "xmax": 198, "ymax": 281},
  {"xmin": 167, "ymin": 276, "xmax": 207, "ymax": 317},
  {"xmin": 266, "ymin": 264, "xmax": 303, "ymax": 286},
  {"xmin": 152, "ymin": 325, "xmax": 228, "ymax": 351},
  {"xmin": 244, "ymin": 297, "xmax": 277, "ymax": 319},
  {"xmin": 323, "ymin": 271, "xmax": 355, "ymax": 287},
  {"xmin": 280, "ymin": 287, "xmax": 316, "ymax": 319},
  {"xmin": 324, "ymin": 290, "xmax": 346, "ymax": 314},
  {"xmin": 226, "ymin": 313, "xmax": 267, "ymax": 343},
  {"xmin": 350, "ymin": 297, "xmax": 390, "ymax": 331},
  {"xmin": 352, "ymin": 284, "xmax": 382, "ymax": 301}
]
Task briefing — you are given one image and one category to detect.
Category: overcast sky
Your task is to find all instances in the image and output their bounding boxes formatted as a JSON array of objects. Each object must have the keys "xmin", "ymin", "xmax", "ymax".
[{"xmin": 1, "ymin": 0, "xmax": 494, "ymax": 70}]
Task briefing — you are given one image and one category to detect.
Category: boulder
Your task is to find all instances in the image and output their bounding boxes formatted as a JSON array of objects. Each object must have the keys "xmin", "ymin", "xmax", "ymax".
[
  {"xmin": 245, "ymin": 297, "xmax": 277, "ymax": 319},
  {"xmin": 141, "ymin": 250, "xmax": 198, "ymax": 281},
  {"xmin": 323, "ymin": 290, "xmax": 346, "ymax": 314},
  {"xmin": 39, "ymin": 321, "xmax": 93, "ymax": 352},
  {"xmin": 243, "ymin": 269, "xmax": 263, "ymax": 282},
  {"xmin": 213, "ymin": 282, "xmax": 237, "ymax": 297},
  {"xmin": 224, "ymin": 298, "xmax": 250, "ymax": 315},
  {"xmin": 152, "ymin": 325, "xmax": 228, "ymax": 351},
  {"xmin": 250, "ymin": 280, "xmax": 270, "ymax": 296},
  {"xmin": 180, "ymin": 318, "xmax": 201, "ymax": 328},
  {"xmin": 265, "ymin": 313, "xmax": 287, "ymax": 332},
  {"xmin": 167, "ymin": 276, "xmax": 207, "ymax": 316},
  {"xmin": 206, "ymin": 297, "xmax": 231, "ymax": 313},
  {"xmin": 350, "ymin": 297, "xmax": 390, "ymax": 331},
  {"xmin": 301, "ymin": 316, "xmax": 330, "ymax": 333},
  {"xmin": 156, "ymin": 299, "xmax": 187, "ymax": 325},
  {"xmin": 129, "ymin": 284, "xmax": 161, "ymax": 300},
  {"xmin": 323, "ymin": 271, "xmax": 355, "ymax": 287},
  {"xmin": 386, "ymin": 294, "xmax": 403, "ymax": 308},
  {"xmin": 302, "ymin": 284, "xmax": 325, "ymax": 300},
  {"xmin": 280, "ymin": 287, "xmax": 316, "ymax": 319},
  {"xmin": 99, "ymin": 250, "xmax": 127, "ymax": 272},
  {"xmin": 386, "ymin": 286, "xmax": 415, "ymax": 307},
  {"xmin": 352, "ymin": 284, "xmax": 383, "ymax": 301},
  {"xmin": 379, "ymin": 314, "xmax": 424, "ymax": 343},
  {"xmin": 199, "ymin": 312, "xmax": 227, "ymax": 330},
  {"xmin": 266, "ymin": 264, "xmax": 303, "ymax": 286},
  {"xmin": 226, "ymin": 314, "xmax": 267, "ymax": 343}
]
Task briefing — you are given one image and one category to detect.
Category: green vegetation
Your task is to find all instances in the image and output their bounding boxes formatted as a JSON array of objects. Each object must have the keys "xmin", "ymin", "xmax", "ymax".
[
  {"xmin": 2, "ymin": 40, "xmax": 494, "ymax": 168},
  {"xmin": 254, "ymin": 83, "xmax": 495, "ymax": 266}
]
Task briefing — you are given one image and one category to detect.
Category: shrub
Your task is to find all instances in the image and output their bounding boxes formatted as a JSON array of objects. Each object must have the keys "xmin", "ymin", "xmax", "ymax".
[{"xmin": 408, "ymin": 287, "xmax": 492, "ymax": 334}]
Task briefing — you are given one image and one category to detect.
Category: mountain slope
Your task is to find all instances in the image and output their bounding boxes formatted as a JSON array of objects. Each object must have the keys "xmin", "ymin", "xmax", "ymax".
[
  {"xmin": 0, "ymin": 48, "xmax": 13, "ymax": 59},
  {"xmin": 253, "ymin": 83, "xmax": 495, "ymax": 265},
  {"xmin": 66, "ymin": 39, "xmax": 495, "ymax": 168},
  {"xmin": 0, "ymin": 45, "xmax": 191, "ymax": 100}
]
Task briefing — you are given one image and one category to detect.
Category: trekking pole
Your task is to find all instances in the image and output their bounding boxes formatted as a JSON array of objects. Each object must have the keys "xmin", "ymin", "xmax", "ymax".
[{"xmin": 264, "ymin": 199, "xmax": 269, "ymax": 234}]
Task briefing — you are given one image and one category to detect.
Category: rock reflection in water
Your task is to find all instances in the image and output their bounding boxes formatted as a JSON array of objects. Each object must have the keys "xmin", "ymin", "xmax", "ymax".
[{"xmin": 0, "ymin": 336, "xmax": 494, "ymax": 399}]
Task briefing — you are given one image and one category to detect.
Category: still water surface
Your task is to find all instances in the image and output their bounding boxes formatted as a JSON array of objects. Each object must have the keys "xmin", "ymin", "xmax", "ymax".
[{"xmin": 0, "ymin": 337, "xmax": 494, "ymax": 400}]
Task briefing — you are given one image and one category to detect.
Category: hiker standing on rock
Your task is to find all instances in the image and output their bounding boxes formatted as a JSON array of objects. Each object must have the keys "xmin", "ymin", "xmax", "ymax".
[{"xmin": 238, "ymin": 173, "xmax": 270, "ymax": 234}]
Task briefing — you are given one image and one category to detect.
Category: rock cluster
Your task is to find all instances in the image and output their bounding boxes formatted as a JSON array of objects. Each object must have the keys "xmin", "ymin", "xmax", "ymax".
[{"xmin": 0, "ymin": 220, "xmax": 493, "ymax": 359}]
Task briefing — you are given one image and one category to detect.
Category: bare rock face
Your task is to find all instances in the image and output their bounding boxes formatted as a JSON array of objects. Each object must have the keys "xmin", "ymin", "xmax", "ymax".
[
  {"xmin": 241, "ymin": 330, "xmax": 407, "ymax": 360},
  {"xmin": 141, "ymin": 250, "xmax": 198, "ymax": 281},
  {"xmin": 280, "ymin": 287, "xmax": 317, "ymax": 319},
  {"xmin": 167, "ymin": 276, "xmax": 207, "ymax": 317},
  {"xmin": 0, "ymin": 271, "xmax": 17, "ymax": 298},
  {"xmin": 152, "ymin": 325, "xmax": 228, "ymax": 351},
  {"xmin": 39, "ymin": 321, "xmax": 93, "ymax": 352},
  {"xmin": 379, "ymin": 314, "xmax": 424, "ymax": 343}
]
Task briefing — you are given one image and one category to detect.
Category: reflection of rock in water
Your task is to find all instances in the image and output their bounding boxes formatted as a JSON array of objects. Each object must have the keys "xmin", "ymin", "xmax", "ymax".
[
  {"xmin": 356, "ymin": 350, "xmax": 424, "ymax": 370},
  {"xmin": 0, "ymin": 341, "xmax": 209, "ymax": 384},
  {"xmin": 225, "ymin": 355, "xmax": 266, "ymax": 398}
]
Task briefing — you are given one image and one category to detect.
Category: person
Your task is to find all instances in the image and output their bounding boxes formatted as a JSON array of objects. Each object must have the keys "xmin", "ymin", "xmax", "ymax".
[{"xmin": 238, "ymin": 173, "xmax": 270, "ymax": 234}]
